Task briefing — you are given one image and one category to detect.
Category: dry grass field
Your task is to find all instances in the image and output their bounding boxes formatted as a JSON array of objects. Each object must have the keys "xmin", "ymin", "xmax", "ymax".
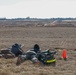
[{"xmin": 0, "ymin": 26, "xmax": 76, "ymax": 75}]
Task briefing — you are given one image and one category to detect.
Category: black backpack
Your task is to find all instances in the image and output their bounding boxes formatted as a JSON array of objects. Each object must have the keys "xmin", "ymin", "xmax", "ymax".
[
  {"xmin": 11, "ymin": 43, "xmax": 24, "ymax": 56},
  {"xmin": 37, "ymin": 50, "xmax": 56, "ymax": 64}
]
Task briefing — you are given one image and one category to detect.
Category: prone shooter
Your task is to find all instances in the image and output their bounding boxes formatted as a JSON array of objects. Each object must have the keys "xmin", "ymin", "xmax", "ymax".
[{"xmin": 16, "ymin": 44, "xmax": 56, "ymax": 66}]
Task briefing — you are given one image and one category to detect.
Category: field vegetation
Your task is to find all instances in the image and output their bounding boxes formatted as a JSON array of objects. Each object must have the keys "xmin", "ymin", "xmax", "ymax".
[{"xmin": 0, "ymin": 20, "xmax": 76, "ymax": 75}]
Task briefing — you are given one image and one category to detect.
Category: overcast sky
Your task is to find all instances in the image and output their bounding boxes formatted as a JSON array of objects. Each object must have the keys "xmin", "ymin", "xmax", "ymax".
[{"xmin": 0, "ymin": 0, "xmax": 76, "ymax": 18}]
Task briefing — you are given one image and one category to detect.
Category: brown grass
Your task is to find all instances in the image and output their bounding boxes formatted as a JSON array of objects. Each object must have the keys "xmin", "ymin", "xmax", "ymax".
[{"xmin": 0, "ymin": 26, "xmax": 76, "ymax": 75}]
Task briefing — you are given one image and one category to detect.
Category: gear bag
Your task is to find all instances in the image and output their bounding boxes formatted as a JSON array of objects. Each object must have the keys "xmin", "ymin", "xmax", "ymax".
[{"xmin": 37, "ymin": 50, "xmax": 56, "ymax": 64}]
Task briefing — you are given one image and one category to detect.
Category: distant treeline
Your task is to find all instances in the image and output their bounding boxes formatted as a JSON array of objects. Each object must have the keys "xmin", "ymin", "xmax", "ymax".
[{"xmin": 0, "ymin": 17, "xmax": 76, "ymax": 21}]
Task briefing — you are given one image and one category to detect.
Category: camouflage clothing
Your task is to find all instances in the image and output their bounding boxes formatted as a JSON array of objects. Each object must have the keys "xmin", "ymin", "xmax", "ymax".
[
  {"xmin": 16, "ymin": 50, "xmax": 40, "ymax": 65},
  {"xmin": 16, "ymin": 44, "xmax": 41, "ymax": 65}
]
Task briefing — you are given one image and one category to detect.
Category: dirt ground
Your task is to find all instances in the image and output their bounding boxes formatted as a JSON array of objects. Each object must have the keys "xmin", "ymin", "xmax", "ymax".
[{"xmin": 0, "ymin": 26, "xmax": 76, "ymax": 75}]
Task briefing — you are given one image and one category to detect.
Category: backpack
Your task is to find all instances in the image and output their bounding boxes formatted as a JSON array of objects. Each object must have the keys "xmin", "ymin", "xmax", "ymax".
[
  {"xmin": 11, "ymin": 43, "xmax": 24, "ymax": 56},
  {"xmin": 37, "ymin": 50, "xmax": 56, "ymax": 64}
]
